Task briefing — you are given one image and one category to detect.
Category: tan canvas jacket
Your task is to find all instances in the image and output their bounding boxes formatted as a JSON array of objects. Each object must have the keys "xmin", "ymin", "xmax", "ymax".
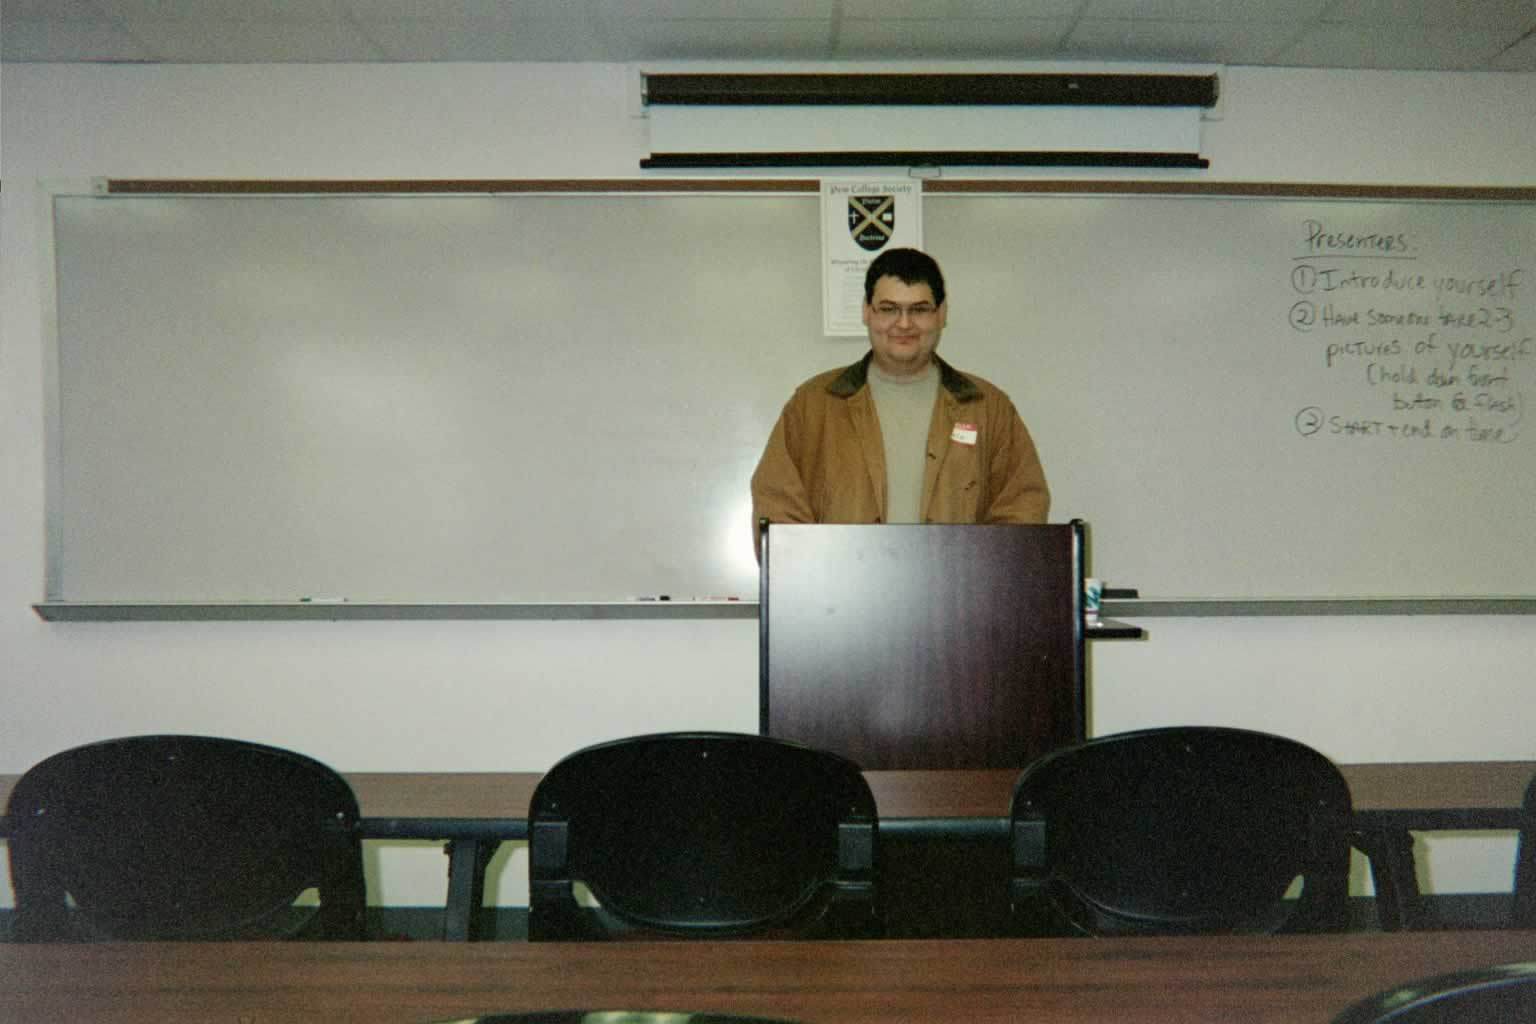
[{"xmin": 751, "ymin": 353, "xmax": 1049, "ymax": 548}]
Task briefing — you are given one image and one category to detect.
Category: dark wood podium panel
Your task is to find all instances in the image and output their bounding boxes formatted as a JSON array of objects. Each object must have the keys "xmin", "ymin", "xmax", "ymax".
[{"xmin": 760, "ymin": 523, "xmax": 1084, "ymax": 770}]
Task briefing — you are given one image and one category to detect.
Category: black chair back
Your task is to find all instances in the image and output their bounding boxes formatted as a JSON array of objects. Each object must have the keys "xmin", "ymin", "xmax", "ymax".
[
  {"xmin": 7, "ymin": 734, "xmax": 365, "ymax": 941},
  {"xmin": 1010, "ymin": 726, "xmax": 1354, "ymax": 935},
  {"xmin": 529, "ymin": 731, "xmax": 877, "ymax": 940},
  {"xmin": 1332, "ymin": 963, "xmax": 1536, "ymax": 1023},
  {"xmin": 1515, "ymin": 773, "xmax": 1536, "ymax": 929}
]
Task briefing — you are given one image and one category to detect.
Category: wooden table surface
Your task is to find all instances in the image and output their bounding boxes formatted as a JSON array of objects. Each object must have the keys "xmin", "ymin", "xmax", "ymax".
[
  {"xmin": 342, "ymin": 761, "xmax": 1536, "ymax": 822},
  {"xmin": 5, "ymin": 931, "xmax": 1534, "ymax": 1024},
  {"xmin": 4, "ymin": 761, "xmax": 1531, "ymax": 832},
  {"xmin": 3, "ymin": 762, "xmax": 1531, "ymax": 821}
]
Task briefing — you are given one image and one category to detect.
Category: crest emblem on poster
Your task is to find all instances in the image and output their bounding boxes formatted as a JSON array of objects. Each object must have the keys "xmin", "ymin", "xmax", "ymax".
[{"xmin": 847, "ymin": 195, "xmax": 896, "ymax": 252}]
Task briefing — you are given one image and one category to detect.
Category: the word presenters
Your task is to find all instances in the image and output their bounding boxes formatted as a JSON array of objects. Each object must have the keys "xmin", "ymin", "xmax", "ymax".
[{"xmin": 1288, "ymin": 218, "xmax": 1529, "ymax": 445}]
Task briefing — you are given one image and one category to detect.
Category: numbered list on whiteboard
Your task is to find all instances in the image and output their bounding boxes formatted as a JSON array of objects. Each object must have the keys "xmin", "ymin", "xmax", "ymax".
[{"xmin": 1288, "ymin": 214, "xmax": 1529, "ymax": 445}]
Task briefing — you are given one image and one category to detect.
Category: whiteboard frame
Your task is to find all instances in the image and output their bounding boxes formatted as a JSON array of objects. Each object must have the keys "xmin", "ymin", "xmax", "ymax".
[{"xmin": 35, "ymin": 178, "xmax": 1536, "ymax": 621}]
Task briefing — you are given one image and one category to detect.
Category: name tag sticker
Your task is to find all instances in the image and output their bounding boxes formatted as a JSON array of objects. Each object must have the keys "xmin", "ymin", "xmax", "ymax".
[{"xmin": 951, "ymin": 422, "xmax": 978, "ymax": 446}]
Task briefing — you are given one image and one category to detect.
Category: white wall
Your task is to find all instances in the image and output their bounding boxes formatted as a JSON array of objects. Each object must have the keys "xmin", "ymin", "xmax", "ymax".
[{"xmin": 2, "ymin": 61, "xmax": 1533, "ymax": 907}]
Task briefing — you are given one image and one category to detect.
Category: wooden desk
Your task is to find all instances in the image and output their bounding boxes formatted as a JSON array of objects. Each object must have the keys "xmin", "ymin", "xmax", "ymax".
[
  {"xmin": 4, "ymin": 763, "xmax": 1531, "ymax": 940},
  {"xmin": 1340, "ymin": 761, "xmax": 1534, "ymax": 931},
  {"xmin": 4, "ymin": 931, "xmax": 1534, "ymax": 1024},
  {"xmin": 341, "ymin": 762, "xmax": 1535, "ymax": 828},
  {"xmin": 1344, "ymin": 762, "xmax": 1534, "ymax": 829}
]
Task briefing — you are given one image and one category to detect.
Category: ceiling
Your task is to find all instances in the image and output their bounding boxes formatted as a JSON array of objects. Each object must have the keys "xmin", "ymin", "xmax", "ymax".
[{"xmin": 2, "ymin": 0, "xmax": 1533, "ymax": 73}]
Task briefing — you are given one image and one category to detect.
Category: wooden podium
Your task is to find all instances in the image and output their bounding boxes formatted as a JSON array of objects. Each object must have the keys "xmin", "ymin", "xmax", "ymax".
[{"xmin": 759, "ymin": 522, "xmax": 1086, "ymax": 771}]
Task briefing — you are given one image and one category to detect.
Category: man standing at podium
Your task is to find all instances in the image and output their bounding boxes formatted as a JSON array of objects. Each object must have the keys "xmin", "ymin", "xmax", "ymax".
[{"xmin": 751, "ymin": 247, "xmax": 1049, "ymax": 549}]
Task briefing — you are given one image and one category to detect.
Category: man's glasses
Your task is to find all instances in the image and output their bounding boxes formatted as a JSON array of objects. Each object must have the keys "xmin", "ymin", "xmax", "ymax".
[{"xmin": 869, "ymin": 302, "xmax": 939, "ymax": 324}]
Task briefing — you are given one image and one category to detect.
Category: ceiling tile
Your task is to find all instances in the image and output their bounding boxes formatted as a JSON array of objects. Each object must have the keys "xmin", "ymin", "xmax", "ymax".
[
  {"xmin": 1082, "ymin": 0, "xmax": 1331, "ymax": 20},
  {"xmin": 116, "ymin": 17, "xmax": 386, "ymax": 62},
  {"xmin": 1064, "ymin": 18, "xmax": 1299, "ymax": 64},
  {"xmin": 841, "ymin": 0, "xmax": 1086, "ymax": 17},
  {"xmin": 339, "ymin": 0, "xmax": 582, "ymax": 17},
  {"xmin": 1, "ymin": 0, "xmax": 1528, "ymax": 70},
  {"xmin": 0, "ymin": 18, "xmax": 157, "ymax": 61},
  {"xmin": 1276, "ymin": 24, "xmax": 1524, "ymax": 70},
  {"xmin": 601, "ymin": 18, "xmax": 835, "ymax": 61},
  {"xmin": 592, "ymin": 0, "xmax": 832, "ymax": 18},
  {"xmin": 92, "ymin": 0, "xmax": 348, "ymax": 21},
  {"xmin": 2, "ymin": 0, "xmax": 105, "ymax": 19},
  {"xmin": 837, "ymin": 18, "xmax": 1076, "ymax": 59},
  {"xmin": 360, "ymin": 18, "xmax": 608, "ymax": 61},
  {"xmin": 1325, "ymin": 0, "xmax": 1536, "ymax": 30},
  {"xmin": 1490, "ymin": 32, "xmax": 1536, "ymax": 70}
]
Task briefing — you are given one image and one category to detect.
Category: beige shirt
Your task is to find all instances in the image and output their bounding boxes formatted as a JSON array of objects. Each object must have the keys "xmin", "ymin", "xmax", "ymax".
[{"xmin": 867, "ymin": 363, "xmax": 940, "ymax": 524}]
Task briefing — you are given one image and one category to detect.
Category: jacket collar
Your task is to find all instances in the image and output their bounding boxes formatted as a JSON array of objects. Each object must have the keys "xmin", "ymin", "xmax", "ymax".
[{"xmin": 826, "ymin": 351, "xmax": 982, "ymax": 402}]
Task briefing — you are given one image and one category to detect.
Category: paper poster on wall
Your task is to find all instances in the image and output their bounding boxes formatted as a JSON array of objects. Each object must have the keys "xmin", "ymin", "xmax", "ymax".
[{"xmin": 820, "ymin": 179, "xmax": 923, "ymax": 336}]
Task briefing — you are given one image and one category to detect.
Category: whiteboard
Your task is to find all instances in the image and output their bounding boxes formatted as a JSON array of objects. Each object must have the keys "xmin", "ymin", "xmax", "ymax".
[{"xmin": 46, "ymin": 185, "xmax": 1536, "ymax": 603}]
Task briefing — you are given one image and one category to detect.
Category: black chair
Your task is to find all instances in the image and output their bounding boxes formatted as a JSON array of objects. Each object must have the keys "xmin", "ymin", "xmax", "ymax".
[
  {"xmin": 1009, "ymin": 726, "xmax": 1354, "ymax": 936},
  {"xmin": 528, "ymin": 731, "xmax": 878, "ymax": 941},
  {"xmin": 6, "ymin": 734, "xmax": 366, "ymax": 941},
  {"xmin": 1515, "ymin": 772, "xmax": 1536, "ymax": 929},
  {"xmin": 1332, "ymin": 963, "xmax": 1536, "ymax": 1023}
]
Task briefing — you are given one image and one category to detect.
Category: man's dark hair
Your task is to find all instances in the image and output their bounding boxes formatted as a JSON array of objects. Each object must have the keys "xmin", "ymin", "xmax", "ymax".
[{"xmin": 864, "ymin": 247, "xmax": 946, "ymax": 307}]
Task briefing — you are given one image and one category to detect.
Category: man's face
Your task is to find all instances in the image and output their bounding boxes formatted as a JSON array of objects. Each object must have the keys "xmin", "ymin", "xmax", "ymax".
[{"xmin": 863, "ymin": 275, "xmax": 947, "ymax": 377}]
